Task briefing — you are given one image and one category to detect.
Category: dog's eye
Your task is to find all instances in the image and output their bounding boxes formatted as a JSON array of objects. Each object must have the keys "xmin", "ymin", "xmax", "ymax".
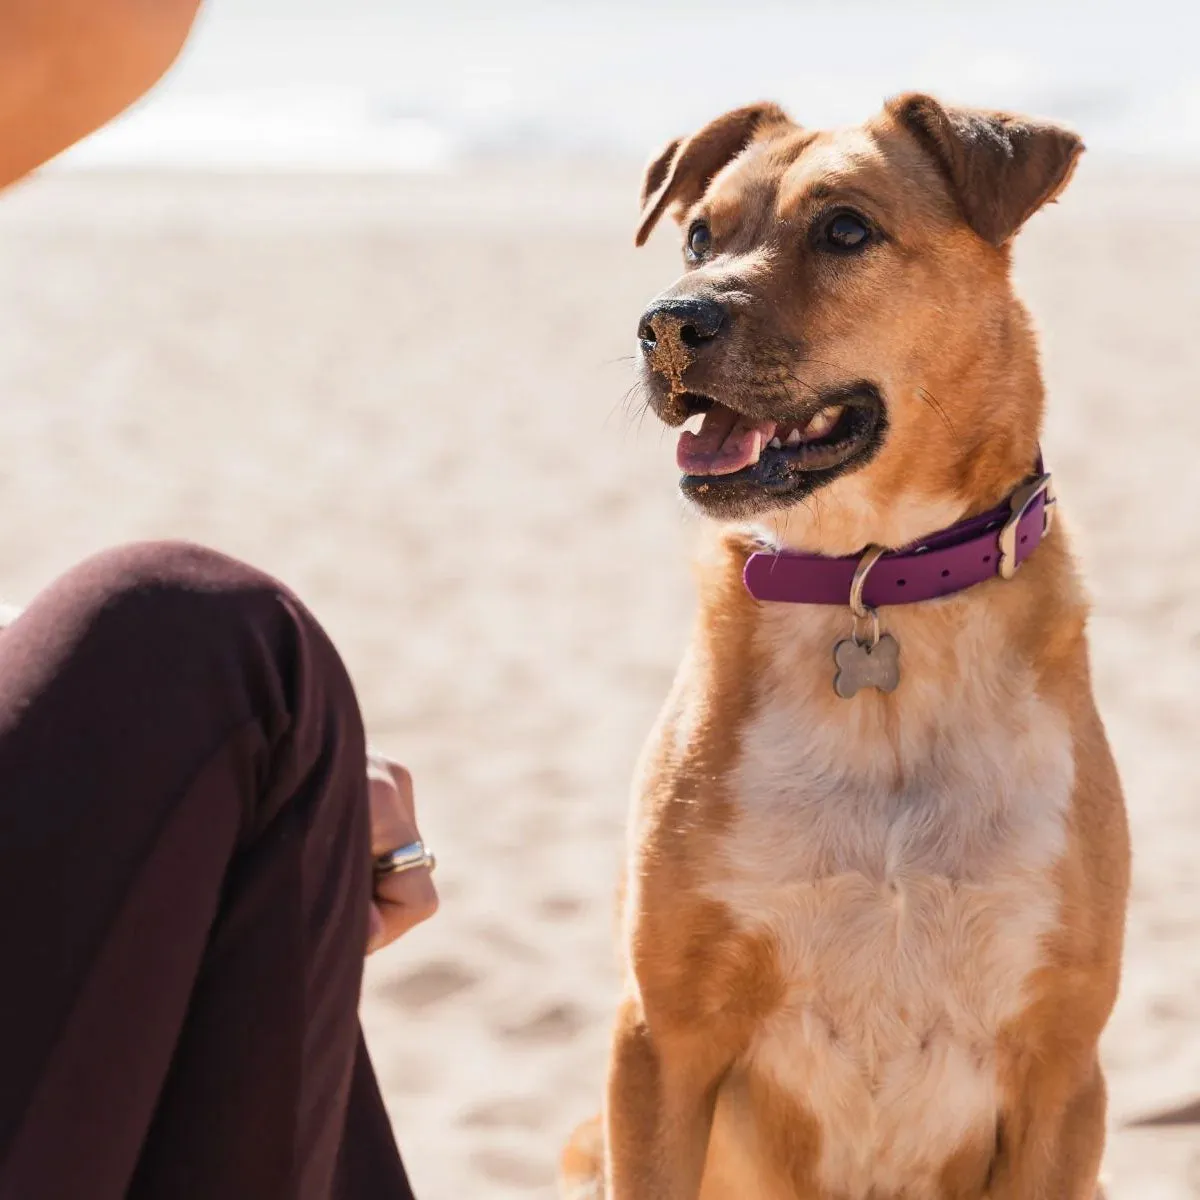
[
  {"xmin": 687, "ymin": 221, "xmax": 713, "ymax": 259},
  {"xmin": 821, "ymin": 212, "xmax": 872, "ymax": 252}
]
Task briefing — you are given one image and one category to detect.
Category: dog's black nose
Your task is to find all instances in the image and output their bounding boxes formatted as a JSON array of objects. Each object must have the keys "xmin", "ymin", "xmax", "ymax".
[{"xmin": 638, "ymin": 297, "xmax": 727, "ymax": 356}]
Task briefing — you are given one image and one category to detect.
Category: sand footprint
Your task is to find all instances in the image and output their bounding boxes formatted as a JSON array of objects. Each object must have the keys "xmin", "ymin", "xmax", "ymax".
[
  {"xmin": 537, "ymin": 893, "xmax": 584, "ymax": 920},
  {"xmin": 382, "ymin": 958, "xmax": 479, "ymax": 1012},
  {"xmin": 470, "ymin": 1148, "xmax": 553, "ymax": 1189},
  {"xmin": 498, "ymin": 1000, "xmax": 586, "ymax": 1044},
  {"xmin": 460, "ymin": 1095, "xmax": 546, "ymax": 1131}
]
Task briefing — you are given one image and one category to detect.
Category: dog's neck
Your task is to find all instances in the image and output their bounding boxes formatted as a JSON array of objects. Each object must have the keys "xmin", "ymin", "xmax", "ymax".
[
  {"xmin": 744, "ymin": 474, "xmax": 976, "ymax": 560},
  {"xmin": 691, "ymin": 505, "xmax": 1085, "ymax": 752},
  {"xmin": 756, "ymin": 434, "xmax": 1047, "ymax": 562}
]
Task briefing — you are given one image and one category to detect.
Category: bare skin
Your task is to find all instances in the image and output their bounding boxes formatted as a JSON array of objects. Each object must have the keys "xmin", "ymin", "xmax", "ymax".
[
  {"xmin": 367, "ymin": 754, "xmax": 440, "ymax": 951},
  {"xmin": 0, "ymin": 0, "xmax": 203, "ymax": 189}
]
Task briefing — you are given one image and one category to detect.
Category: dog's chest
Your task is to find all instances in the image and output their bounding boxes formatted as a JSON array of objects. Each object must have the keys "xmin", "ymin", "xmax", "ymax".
[{"xmin": 702, "ymin": 681, "xmax": 1074, "ymax": 1198}]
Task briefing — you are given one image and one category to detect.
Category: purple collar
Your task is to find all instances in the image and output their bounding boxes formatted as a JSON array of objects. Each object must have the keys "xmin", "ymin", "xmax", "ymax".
[{"xmin": 743, "ymin": 469, "xmax": 1056, "ymax": 608}]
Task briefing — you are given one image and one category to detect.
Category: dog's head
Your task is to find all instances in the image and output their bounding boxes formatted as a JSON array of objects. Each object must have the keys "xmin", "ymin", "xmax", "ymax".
[{"xmin": 634, "ymin": 94, "xmax": 1082, "ymax": 550}]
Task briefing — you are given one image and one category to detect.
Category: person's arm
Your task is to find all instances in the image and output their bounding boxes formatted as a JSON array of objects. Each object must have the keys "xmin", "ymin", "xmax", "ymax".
[{"xmin": 0, "ymin": 0, "xmax": 202, "ymax": 189}]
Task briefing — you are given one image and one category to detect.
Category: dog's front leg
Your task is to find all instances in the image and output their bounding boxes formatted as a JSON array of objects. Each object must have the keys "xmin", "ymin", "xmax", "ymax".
[
  {"xmin": 604, "ymin": 995, "xmax": 729, "ymax": 1200},
  {"xmin": 987, "ymin": 1061, "xmax": 1108, "ymax": 1200}
]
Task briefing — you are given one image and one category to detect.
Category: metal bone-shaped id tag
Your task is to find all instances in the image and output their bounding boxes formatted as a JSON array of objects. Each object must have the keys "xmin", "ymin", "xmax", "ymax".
[
  {"xmin": 833, "ymin": 632, "xmax": 900, "ymax": 699},
  {"xmin": 833, "ymin": 544, "xmax": 901, "ymax": 699}
]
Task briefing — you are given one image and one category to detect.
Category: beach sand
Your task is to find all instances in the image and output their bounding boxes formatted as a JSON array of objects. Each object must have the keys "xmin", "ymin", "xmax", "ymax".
[{"xmin": 0, "ymin": 161, "xmax": 1197, "ymax": 1198}]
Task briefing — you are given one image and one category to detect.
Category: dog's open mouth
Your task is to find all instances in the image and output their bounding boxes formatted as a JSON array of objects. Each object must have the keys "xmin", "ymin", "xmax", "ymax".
[{"xmin": 673, "ymin": 385, "xmax": 886, "ymax": 513}]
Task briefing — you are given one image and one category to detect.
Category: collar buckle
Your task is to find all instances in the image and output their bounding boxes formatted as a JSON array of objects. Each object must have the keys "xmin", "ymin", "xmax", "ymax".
[{"xmin": 997, "ymin": 473, "xmax": 1055, "ymax": 581}]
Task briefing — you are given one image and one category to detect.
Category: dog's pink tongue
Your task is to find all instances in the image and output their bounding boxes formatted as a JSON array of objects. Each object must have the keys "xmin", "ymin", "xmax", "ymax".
[{"xmin": 677, "ymin": 405, "xmax": 777, "ymax": 476}]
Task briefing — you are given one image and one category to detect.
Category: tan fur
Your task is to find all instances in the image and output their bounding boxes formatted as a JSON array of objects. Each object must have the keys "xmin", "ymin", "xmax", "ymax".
[{"xmin": 562, "ymin": 94, "xmax": 1128, "ymax": 1200}]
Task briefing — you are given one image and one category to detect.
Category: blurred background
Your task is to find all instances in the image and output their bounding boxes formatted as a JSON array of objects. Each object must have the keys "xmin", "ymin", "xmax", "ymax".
[
  {"xmin": 56, "ymin": 0, "xmax": 1200, "ymax": 169},
  {"xmin": 3, "ymin": 1, "xmax": 1199, "ymax": 1196}
]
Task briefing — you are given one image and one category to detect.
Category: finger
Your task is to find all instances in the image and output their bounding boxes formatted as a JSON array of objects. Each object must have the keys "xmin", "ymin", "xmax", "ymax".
[
  {"xmin": 368, "ymin": 775, "xmax": 419, "ymax": 858},
  {"xmin": 385, "ymin": 761, "xmax": 414, "ymax": 811},
  {"xmin": 375, "ymin": 866, "xmax": 438, "ymax": 915},
  {"xmin": 365, "ymin": 745, "xmax": 394, "ymax": 786},
  {"xmin": 370, "ymin": 901, "xmax": 429, "ymax": 951},
  {"xmin": 369, "ymin": 872, "xmax": 439, "ymax": 951},
  {"xmin": 365, "ymin": 749, "xmax": 413, "ymax": 810}
]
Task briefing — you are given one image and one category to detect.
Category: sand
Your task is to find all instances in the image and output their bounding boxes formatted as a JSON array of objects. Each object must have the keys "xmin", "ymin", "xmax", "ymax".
[{"xmin": 0, "ymin": 159, "xmax": 1197, "ymax": 1198}]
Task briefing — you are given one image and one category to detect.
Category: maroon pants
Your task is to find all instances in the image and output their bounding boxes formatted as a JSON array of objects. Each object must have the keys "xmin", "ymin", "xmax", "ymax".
[{"xmin": 0, "ymin": 543, "xmax": 415, "ymax": 1200}]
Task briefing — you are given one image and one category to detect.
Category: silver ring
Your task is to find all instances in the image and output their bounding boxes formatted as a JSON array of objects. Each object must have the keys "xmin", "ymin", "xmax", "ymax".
[
  {"xmin": 849, "ymin": 544, "xmax": 887, "ymax": 619},
  {"xmin": 373, "ymin": 840, "xmax": 436, "ymax": 877}
]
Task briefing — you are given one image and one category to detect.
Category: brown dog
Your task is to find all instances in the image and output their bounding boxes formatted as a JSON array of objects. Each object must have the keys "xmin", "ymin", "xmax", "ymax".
[{"xmin": 561, "ymin": 95, "xmax": 1129, "ymax": 1199}]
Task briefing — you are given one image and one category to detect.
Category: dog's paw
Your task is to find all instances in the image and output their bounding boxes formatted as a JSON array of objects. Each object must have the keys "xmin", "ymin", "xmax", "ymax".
[{"xmin": 559, "ymin": 1114, "xmax": 605, "ymax": 1200}]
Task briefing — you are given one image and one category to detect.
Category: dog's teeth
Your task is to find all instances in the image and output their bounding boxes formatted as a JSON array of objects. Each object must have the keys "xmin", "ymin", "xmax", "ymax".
[
  {"xmin": 803, "ymin": 407, "xmax": 839, "ymax": 440},
  {"xmin": 785, "ymin": 428, "xmax": 802, "ymax": 447},
  {"xmin": 768, "ymin": 436, "xmax": 782, "ymax": 450}
]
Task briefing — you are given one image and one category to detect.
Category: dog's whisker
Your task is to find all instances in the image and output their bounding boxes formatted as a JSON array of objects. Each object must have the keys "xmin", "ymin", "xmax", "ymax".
[
  {"xmin": 917, "ymin": 386, "xmax": 959, "ymax": 441},
  {"xmin": 604, "ymin": 392, "xmax": 636, "ymax": 430},
  {"xmin": 607, "ymin": 380, "xmax": 658, "ymax": 444},
  {"xmin": 608, "ymin": 384, "xmax": 645, "ymax": 432},
  {"xmin": 635, "ymin": 397, "xmax": 653, "ymax": 439}
]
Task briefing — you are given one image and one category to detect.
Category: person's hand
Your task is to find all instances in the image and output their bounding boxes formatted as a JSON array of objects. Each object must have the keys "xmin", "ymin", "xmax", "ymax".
[{"xmin": 366, "ymin": 751, "xmax": 438, "ymax": 953}]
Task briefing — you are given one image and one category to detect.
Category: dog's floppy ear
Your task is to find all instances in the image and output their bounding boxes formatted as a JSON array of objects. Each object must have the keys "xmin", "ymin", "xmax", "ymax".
[
  {"xmin": 636, "ymin": 102, "xmax": 790, "ymax": 247},
  {"xmin": 886, "ymin": 92, "xmax": 1084, "ymax": 246}
]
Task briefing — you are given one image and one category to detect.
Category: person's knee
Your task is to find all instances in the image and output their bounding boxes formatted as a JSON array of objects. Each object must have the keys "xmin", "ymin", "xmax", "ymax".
[
  {"xmin": 4, "ymin": 541, "xmax": 366, "ymax": 857},
  {"xmin": 70, "ymin": 540, "xmax": 286, "ymax": 610},
  {"xmin": 39, "ymin": 541, "xmax": 353, "ymax": 734}
]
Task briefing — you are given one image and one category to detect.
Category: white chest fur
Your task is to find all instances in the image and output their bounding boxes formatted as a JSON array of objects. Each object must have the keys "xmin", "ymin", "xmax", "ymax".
[{"xmin": 701, "ymin": 612, "xmax": 1075, "ymax": 1198}]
